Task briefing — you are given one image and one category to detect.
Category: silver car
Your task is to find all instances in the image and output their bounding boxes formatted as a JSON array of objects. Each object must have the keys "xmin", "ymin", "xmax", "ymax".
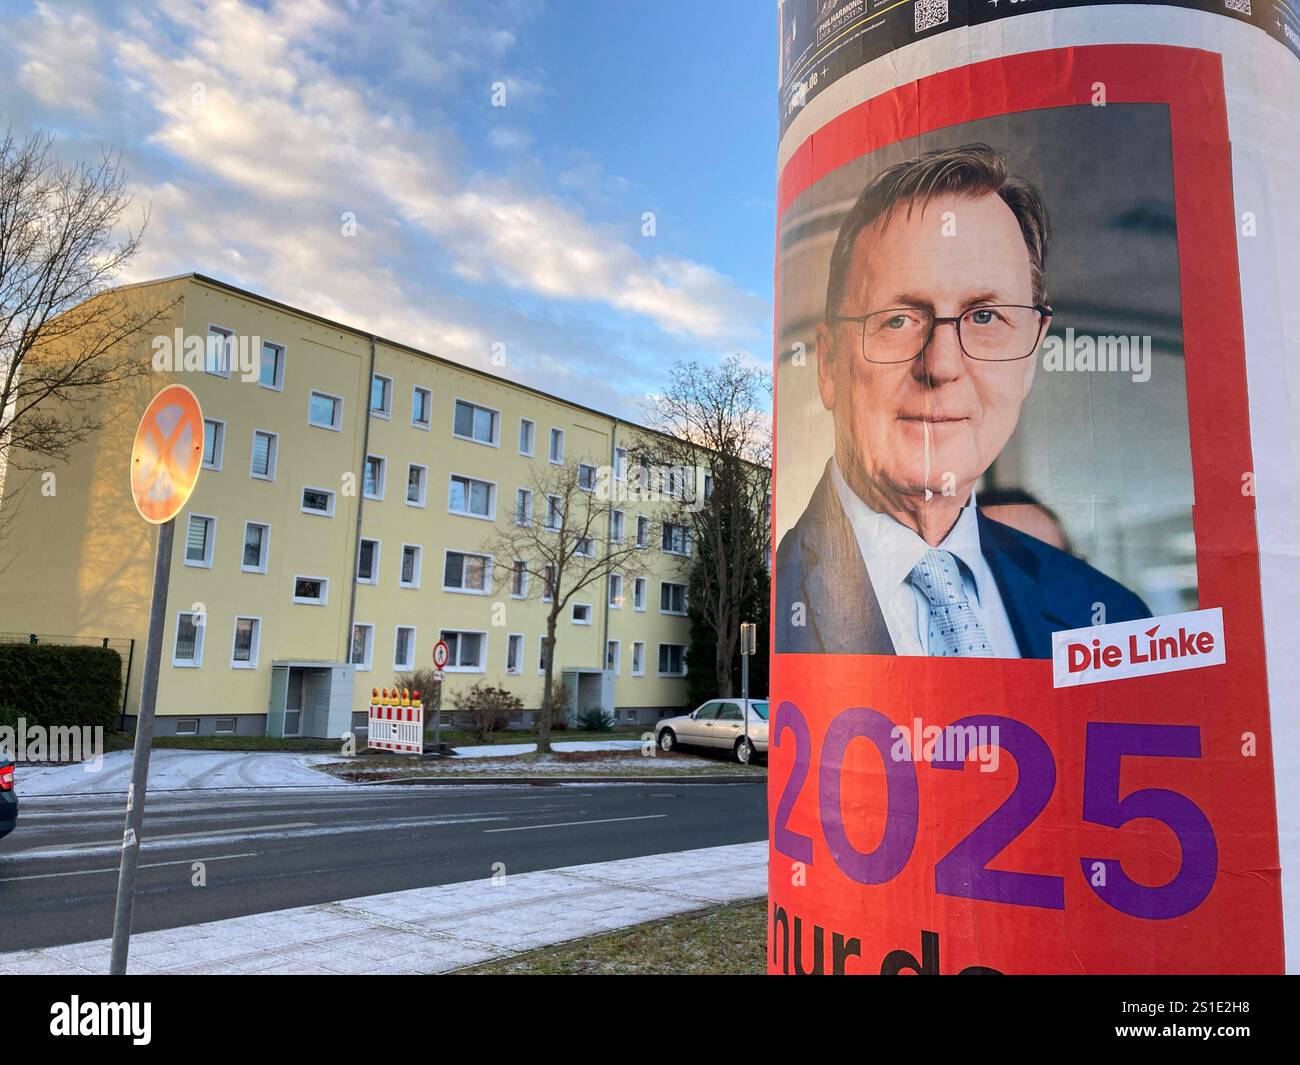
[{"xmin": 656, "ymin": 698, "xmax": 769, "ymax": 764}]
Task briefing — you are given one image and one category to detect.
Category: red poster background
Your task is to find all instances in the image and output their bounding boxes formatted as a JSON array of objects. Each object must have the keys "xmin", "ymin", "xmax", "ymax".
[{"xmin": 769, "ymin": 45, "xmax": 1283, "ymax": 974}]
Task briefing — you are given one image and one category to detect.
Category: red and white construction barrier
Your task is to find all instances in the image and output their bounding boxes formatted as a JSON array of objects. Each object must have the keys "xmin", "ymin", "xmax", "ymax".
[{"xmin": 367, "ymin": 688, "xmax": 424, "ymax": 754}]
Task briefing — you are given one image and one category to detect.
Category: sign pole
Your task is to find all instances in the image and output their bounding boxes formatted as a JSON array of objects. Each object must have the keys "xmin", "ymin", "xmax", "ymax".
[
  {"xmin": 109, "ymin": 516, "xmax": 174, "ymax": 975},
  {"xmin": 433, "ymin": 671, "xmax": 443, "ymax": 748},
  {"xmin": 740, "ymin": 622, "xmax": 756, "ymax": 754}
]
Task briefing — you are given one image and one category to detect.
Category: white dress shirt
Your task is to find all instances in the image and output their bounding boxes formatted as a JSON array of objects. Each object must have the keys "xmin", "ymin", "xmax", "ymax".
[{"xmin": 830, "ymin": 458, "xmax": 1022, "ymax": 658}]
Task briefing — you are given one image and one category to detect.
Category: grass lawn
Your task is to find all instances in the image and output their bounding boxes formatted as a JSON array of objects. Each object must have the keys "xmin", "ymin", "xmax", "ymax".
[
  {"xmin": 96, "ymin": 726, "xmax": 652, "ymax": 754},
  {"xmin": 318, "ymin": 746, "xmax": 765, "ymax": 780},
  {"xmin": 456, "ymin": 899, "xmax": 767, "ymax": 975}
]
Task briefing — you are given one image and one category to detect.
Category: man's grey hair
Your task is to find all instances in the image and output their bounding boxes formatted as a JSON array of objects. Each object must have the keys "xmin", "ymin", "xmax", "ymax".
[{"xmin": 824, "ymin": 143, "xmax": 1051, "ymax": 321}]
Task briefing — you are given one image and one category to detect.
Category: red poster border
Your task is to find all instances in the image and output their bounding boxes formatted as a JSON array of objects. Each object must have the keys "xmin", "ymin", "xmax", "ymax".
[{"xmin": 770, "ymin": 45, "xmax": 1280, "ymax": 974}]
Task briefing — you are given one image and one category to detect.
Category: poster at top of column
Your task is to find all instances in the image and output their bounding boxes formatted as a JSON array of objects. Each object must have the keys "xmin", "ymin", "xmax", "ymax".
[{"xmin": 771, "ymin": 0, "xmax": 1300, "ymax": 974}]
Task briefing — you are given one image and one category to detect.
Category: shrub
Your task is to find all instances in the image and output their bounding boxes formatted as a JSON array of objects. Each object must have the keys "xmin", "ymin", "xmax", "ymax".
[
  {"xmin": 394, "ymin": 669, "xmax": 441, "ymax": 720},
  {"xmin": 452, "ymin": 683, "xmax": 523, "ymax": 743},
  {"xmin": 0, "ymin": 644, "xmax": 121, "ymax": 730},
  {"xmin": 576, "ymin": 707, "xmax": 615, "ymax": 732}
]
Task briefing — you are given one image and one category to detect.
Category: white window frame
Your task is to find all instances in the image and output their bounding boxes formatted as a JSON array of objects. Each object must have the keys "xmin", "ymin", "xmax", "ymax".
[
  {"xmin": 214, "ymin": 717, "xmax": 237, "ymax": 735},
  {"xmin": 240, "ymin": 521, "xmax": 271, "ymax": 574},
  {"xmin": 172, "ymin": 611, "xmax": 205, "ymax": 667},
  {"xmin": 175, "ymin": 718, "xmax": 200, "ymax": 736},
  {"xmin": 575, "ymin": 535, "xmax": 596, "ymax": 559},
  {"xmin": 442, "ymin": 549, "xmax": 493, "ymax": 596},
  {"xmin": 545, "ymin": 494, "xmax": 563, "ymax": 531},
  {"xmin": 614, "ymin": 447, "xmax": 628, "ymax": 481},
  {"xmin": 184, "ymin": 513, "xmax": 217, "ymax": 569},
  {"xmin": 448, "ymin": 473, "xmax": 497, "ymax": 521},
  {"xmin": 399, "ymin": 544, "xmax": 423, "ymax": 589},
  {"xmin": 662, "ymin": 522, "xmax": 690, "ymax": 556},
  {"xmin": 608, "ymin": 573, "xmax": 623, "ymax": 608},
  {"xmin": 578, "ymin": 463, "xmax": 597, "ymax": 492},
  {"xmin": 393, "ymin": 625, "xmax": 417, "ymax": 672},
  {"xmin": 230, "ymin": 616, "xmax": 262, "ymax": 670},
  {"xmin": 519, "ymin": 418, "xmax": 535, "ymax": 456},
  {"xmin": 636, "ymin": 515, "xmax": 650, "ymax": 548},
  {"xmin": 606, "ymin": 639, "xmax": 620, "ymax": 675},
  {"xmin": 515, "ymin": 487, "xmax": 533, "ymax": 527},
  {"xmin": 452, "ymin": 398, "xmax": 501, "ymax": 447},
  {"xmin": 292, "ymin": 575, "xmax": 329, "ymax": 606},
  {"xmin": 412, "ymin": 385, "xmax": 432, "ymax": 429},
  {"xmin": 658, "ymin": 643, "xmax": 688, "ymax": 677},
  {"xmin": 506, "ymin": 632, "xmax": 525, "ymax": 675},
  {"xmin": 632, "ymin": 641, "xmax": 646, "ymax": 677},
  {"xmin": 538, "ymin": 634, "xmax": 549, "ymax": 675},
  {"xmin": 660, "ymin": 581, "xmax": 688, "ymax": 616},
  {"xmin": 633, "ymin": 577, "xmax": 647, "ymax": 612},
  {"xmin": 356, "ymin": 538, "xmax": 381, "ymax": 585},
  {"xmin": 510, "ymin": 559, "xmax": 529, "ymax": 599},
  {"xmin": 249, "ymin": 429, "xmax": 278, "ymax": 481},
  {"xmin": 370, "ymin": 373, "xmax": 393, "ymax": 419},
  {"xmin": 300, "ymin": 485, "xmax": 336, "ymax": 517},
  {"xmin": 406, "ymin": 463, "xmax": 428, "ymax": 508},
  {"xmin": 202, "ymin": 418, "xmax": 225, "ymax": 471},
  {"xmin": 350, "ymin": 623, "xmax": 375, "ymax": 671},
  {"xmin": 364, "ymin": 454, "xmax": 387, "ymax": 501},
  {"xmin": 572, "ymin": 602, "xmax": 593, "ymax": 626},
  {"xmin": 542, "ymin": 564, "xmax": 556, "ymax": 603},
  {"xmin": 548, "ymin": 427, "xmax": 565, "ymax": 464},
  {"xmin": 205, "ymin": 324, "xmax": 234, "ymax": 378},
  {"xmin": 308, "ymin": 389, "xmax": 344, "ymax": 431},
  {"xmin": 610, "ymin": 509, "xmax": 625, "ymax": 544},
  {"xmin": 439, "ymin": 628, "xmax": 488, "ymax": 673},
  {"xmin": 259, "ymin": 340, "xmax": 286, "ymax": 392}
]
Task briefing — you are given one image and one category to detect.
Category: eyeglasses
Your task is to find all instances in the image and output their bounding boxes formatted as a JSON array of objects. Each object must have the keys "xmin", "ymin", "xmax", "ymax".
[{"xmin": 831, "ymin": 304, "xmax": 1052, "ymax": 364}]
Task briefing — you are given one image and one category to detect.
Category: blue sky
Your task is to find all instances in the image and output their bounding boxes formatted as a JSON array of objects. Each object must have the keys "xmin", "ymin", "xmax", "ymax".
[{"xmin": 0, "ymin": 0, "xmax": 776, "ymax": 419}]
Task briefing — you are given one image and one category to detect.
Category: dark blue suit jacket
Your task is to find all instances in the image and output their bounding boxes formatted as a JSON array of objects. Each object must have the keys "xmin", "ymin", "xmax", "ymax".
[{"xmin": 774, "ymin": 466, "xmax": 1150, "ymax": 659}]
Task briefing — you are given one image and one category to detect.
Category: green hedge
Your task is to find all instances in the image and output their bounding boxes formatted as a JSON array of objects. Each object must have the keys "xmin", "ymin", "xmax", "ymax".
[{"xmin": 0, "ymin": 644, "xmax": 123, "ymax": 730}]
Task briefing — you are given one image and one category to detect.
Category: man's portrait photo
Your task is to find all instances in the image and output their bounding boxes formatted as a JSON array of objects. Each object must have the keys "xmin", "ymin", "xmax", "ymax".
[{"xmin": 775, "ymin": 107, "xmax": 1199, "ymax": 658}]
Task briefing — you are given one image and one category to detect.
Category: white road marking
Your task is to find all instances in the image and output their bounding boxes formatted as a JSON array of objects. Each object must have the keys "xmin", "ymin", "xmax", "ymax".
[
  {"xmin": 20, "ymin": 821, "xmax": 316, "ymax": 853},
  {"xmin": 484, "ymin": 813, "xmax": 668, "ymax": 833},
  {"xmin": 0, "ymin": 852, "xmax": 260, "ymax": 883}
]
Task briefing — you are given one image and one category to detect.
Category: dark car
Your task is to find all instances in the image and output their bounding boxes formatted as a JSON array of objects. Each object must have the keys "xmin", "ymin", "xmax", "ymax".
[{"xmin": 0, "ymin": 756, "xmax": 16, "ymax": 839}]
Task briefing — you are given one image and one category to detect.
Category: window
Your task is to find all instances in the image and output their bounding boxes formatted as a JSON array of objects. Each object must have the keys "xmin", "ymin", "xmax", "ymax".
[
  {"xmin": 453, "ymin": 399, "xmax": 499, "ymax": 445},
  {"xmin": 542, "ymin": 564, "xmax": 556, "ymax": 602},
  {"xmin": 400, "ymin": 544, "xmax": 422, "ymax": 588},
  {"xmin": 519, "ymin": 418, "xmax": 535, "ymax": 456},
  {"xmin": 370, "ymin": 374, "xmax": 392, "ymax": 417},
  {"xmin": 515, "ymin": 488, "xmax": 533, "ymax": 526},
  {"xmin": 610, "ymin": 510, "xmax": 625, "ymax": 543},
  {"xmin": 407, "ymin": 464, "xmax": 428, "ymax": 507},
  {"xmin": 214, "ymin": 717, "xmax": 237, "ymax": 735},
  {"xmin": 443, "ymin": 551, "xmax": 491, "ymax": 594},
  {"xmin": 614, "ymin": 447, "xmax": 628, "ymax": 481},
  {"xmin": 231, "ymin": 617, "xmax": 261, "ymax": 669},
  {"xmin": 356, "ymin": 538, "xmax": 380, "ymax": 584},
  {"xmin": 394, "ymin": 626, "xmax": 416, "ymax": 671},
  {"xmin": 578, "ymin": 463, "xmax": 597, "ymax": 492},
  {"xmin": 205, "ymin": 325, "xmax": 233, "ymax": 377},
  {"xmin": 259, "ymin": 341, "xmax": 285, "ymax": 390},
  {"xmin": 350, "ymin": 624, "xmax": 374, "ymax": 670},
  {"xmin": 241, "ymin": 522, "xmax": 270, "ymax": 573},
  {"xmin": 575, "ymin": 536, "xmax": 595, "ymax": 558},
  {"xmin": 538, "ymin": 635, "xmax": 549, "ymax": 673},
  {"xmin": 507, "ymin": 633, "xmax": 524, "ymax": 675},
  {"xmin": 185, "ymin": 514, "xmax": 216, "ymax": 568},
  {"xmin": 546, "ymin": 495, "xmax": 563, "ymax": 530},
  {"xmin": 308, "ymin": 390, "xmax": 343, "ymax": 431},
  {"xmin": 301, "ymin": 486, "xmax": 335, "ymax": 516},
  {"xmin": 511, "ymin": 560, "xmax": 529, "ymax": 598},
  {"xmin": 448, "ymin": 474, "xmax": 495, "ymax": 519},
  {"xmin": 293, "ymin": 576, "xmax": 328, "ymax": 605},
  {"xmin": 636, "ymin": 516, "xmax": 650, "ymax": 548},
  {"xmin": 572, "ymin": 602, "xmax": 593, "ymax": 625},
  {"xmin": 173, "ymin": 612, "xmax": 204, "ymax": 666},
  {"xmin": 632, "ymin": 641, "xmax": 645, "ymax": 676},
  {"xmin": 175, "ymin": 718, "xmax": 200, "ymax": 736},
  {"xmin": 440, "ymin": 629, "xmax": 486, "ymax": 672},
  {"xmin": 608, "ymin": 573, "xmax": 623, "ymax": 608},
  {"xmin": 633, "ymin": 577, "xmax": 647, "ymax": 612},
  {"xmin": 606, "ymin": 640, "xmax": 620, "ymax": 674},
  {"xmin": 364, "ymin": 455, "xmax": 386, "ymax": 500},
  {"xmin": 412, "ymin": 386, "xmax": 432, "ymax": 429},
  {"xmin": 250, "ymin": 430, "xmax": 278, "ymax": 480},
  {"xmin": 658, "ymin": 643, "xmax": 687, "ymax": 676},
  {"xmin": 660, "ymin": 581, "xmax": 688, "ymax": 615},
  {"xmin": 202, "ymin": 419, "xmax": 225, "ymax": 471},
  {"xmin": 662, "ymin": 522, "xmax": 689, "ymax": 555},
  {"xmin": 704, "ymin": 473, "xmax": 715, "ymax": 500},
  {"xmin": 548, "ymin": 427, "xmax": 565, "ymax": 463}
]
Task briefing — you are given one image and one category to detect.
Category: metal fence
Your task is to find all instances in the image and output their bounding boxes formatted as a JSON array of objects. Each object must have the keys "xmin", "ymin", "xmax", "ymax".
[{"xmin": 0, "ymin": 632, "xmax": 136, "ymax": 722}]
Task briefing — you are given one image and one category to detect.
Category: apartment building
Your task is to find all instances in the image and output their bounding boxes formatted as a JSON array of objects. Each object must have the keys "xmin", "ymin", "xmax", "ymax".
[{"xmin": 0, "ymin": 274, "xmax": 701, "ymax": 736}]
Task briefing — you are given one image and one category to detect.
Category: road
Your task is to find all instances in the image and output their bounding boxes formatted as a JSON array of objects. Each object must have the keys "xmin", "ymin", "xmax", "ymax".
[{"xmin": 0, "ymin": 781, "xmax": 767, "ymax": 952}]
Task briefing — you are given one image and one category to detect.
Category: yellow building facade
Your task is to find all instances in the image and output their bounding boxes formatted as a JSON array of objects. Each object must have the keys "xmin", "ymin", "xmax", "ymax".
[{"xmin": 0, "ymin": 275, "xmax": 700, "ymax": 736}]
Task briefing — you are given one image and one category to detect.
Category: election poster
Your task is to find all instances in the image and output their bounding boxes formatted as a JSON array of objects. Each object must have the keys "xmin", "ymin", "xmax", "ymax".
[{"xmin": 771, "ymin": 2, "xmax": 1300, "ymax": 973}]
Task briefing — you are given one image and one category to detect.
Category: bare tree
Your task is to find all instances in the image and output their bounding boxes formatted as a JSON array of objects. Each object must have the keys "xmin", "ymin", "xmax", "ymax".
[
  {"xmin": 485, "ymin": 459, "xmax": 651, "ymax": 753},
  {"xmin": 641, "ymin": 354, "xmax": 772, "ymax": 698},
  {"xmin": 0, "ymin": 128, "xmax": 171, "ymax": 476}
]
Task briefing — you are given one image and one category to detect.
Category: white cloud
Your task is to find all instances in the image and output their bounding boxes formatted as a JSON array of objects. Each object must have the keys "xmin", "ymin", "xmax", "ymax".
[{"xmin": 16, "ymin": 2, "xmax": 108, "ymax": 114}]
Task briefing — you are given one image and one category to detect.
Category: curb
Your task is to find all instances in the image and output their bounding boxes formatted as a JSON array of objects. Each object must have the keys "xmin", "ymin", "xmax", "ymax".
[{"xmin": 350, "ymin": 773, "xmax": 768, "ymax": 787}]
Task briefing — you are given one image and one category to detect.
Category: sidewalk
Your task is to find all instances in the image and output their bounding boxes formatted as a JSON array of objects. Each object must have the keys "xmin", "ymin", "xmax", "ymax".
[{"xmin": 0, "ymin": 841, "xmax": 768, "ymax": 975}]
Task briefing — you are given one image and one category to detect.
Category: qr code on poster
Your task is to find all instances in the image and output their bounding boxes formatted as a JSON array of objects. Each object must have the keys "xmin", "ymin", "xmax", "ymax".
[
  {"xmin": 1223, "ymin": 0, "xmax": 1251, "ymax": 13},
  {"xmin": 914, "ymin": 0, "xmax": 949, "ymax": 33}
]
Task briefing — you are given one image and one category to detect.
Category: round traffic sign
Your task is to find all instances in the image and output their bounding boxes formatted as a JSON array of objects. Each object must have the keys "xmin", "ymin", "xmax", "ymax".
[
  {"xmin": 432, "ymin": 640, "xmax": 450, "ymax": 669},
  {"xmin": 130, "ymin": 384, "xmax": 205, "ymax": 524}
]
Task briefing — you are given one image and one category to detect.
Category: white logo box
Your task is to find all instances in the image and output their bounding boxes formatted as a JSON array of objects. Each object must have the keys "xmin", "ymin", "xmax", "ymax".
[{"xmin": 1051, "ymin": 607, "xmax": 1226, "ymax": 688}]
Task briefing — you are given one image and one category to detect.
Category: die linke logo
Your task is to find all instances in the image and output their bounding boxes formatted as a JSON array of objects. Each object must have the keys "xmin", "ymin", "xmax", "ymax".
[{"xmin": 1052, "ymin": 608, "xmax": 1226, "ymax": 688}]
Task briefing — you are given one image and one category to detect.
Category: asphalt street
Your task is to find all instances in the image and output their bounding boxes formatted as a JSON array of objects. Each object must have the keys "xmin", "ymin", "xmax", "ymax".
[{"xmin": 0, "ymin": 780, "xmax": 767, "ymax": 952}]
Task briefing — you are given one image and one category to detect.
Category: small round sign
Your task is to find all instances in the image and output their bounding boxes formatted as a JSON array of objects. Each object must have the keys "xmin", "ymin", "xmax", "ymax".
[
  {"xmin": 130, "ymin": 384, "xmax": 205, "ymax": 524},
  {"xmin": 432, "ymin": 640, "xmax": 450, "ymax": 670}
]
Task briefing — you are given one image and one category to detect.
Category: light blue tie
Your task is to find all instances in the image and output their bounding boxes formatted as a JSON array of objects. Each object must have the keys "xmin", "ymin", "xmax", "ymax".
[{"xmin": 907, "ymin": 549, "xmax": 994, "ymax": 657}]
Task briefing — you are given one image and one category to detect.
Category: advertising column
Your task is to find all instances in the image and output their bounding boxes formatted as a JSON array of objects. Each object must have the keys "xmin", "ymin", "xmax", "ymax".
[{"xmin": 770, "ymin": 0, "xmax": 1300, "ymax": 974}]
